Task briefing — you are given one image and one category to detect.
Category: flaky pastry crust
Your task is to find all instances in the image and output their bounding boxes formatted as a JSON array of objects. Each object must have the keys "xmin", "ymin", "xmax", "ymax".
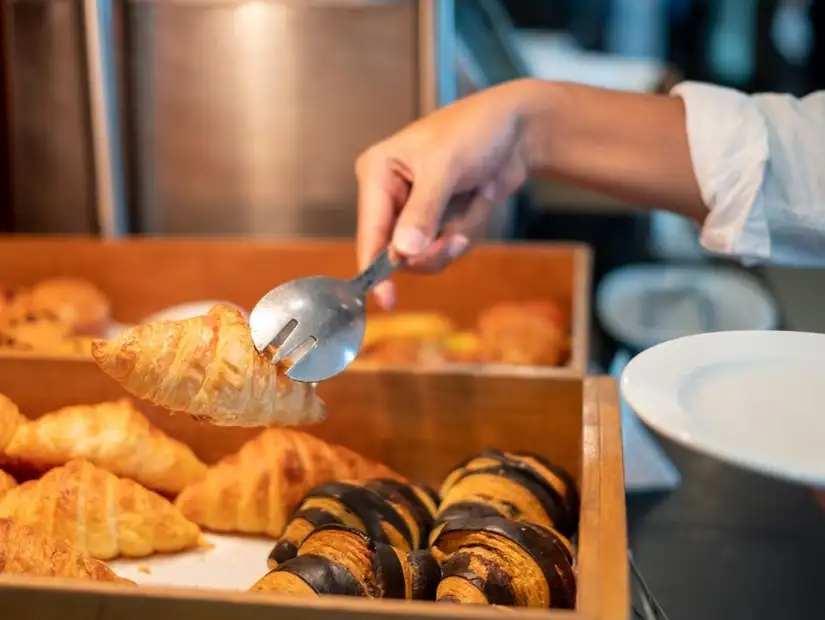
[{"xmin": 92, "ymin": 305, "xmax": 325, "ymax": 427}]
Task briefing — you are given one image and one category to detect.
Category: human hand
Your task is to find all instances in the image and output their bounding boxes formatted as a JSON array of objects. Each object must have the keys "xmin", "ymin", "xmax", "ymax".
[{"xmin": 355, "ymin": 80, "xmax": 538, "ymax": 309}]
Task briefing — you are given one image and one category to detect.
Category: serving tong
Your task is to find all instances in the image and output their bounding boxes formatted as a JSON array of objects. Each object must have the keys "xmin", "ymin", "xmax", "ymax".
[
  {"xmin": 248, "ymin": 247, "xmax": 402, "ymax": 383},
  {"xmin": 248, "ymin": 192, "xmax": 484, "ymax": 383}
]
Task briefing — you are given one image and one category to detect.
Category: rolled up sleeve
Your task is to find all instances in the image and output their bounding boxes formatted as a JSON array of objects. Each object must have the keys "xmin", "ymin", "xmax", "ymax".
[{"xmin": 672, "ymin": 81, "xmax": 825, "ymax": 266}]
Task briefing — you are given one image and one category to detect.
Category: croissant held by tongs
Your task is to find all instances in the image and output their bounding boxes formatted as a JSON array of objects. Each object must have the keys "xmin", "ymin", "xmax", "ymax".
[{"xmin": 92, "ymin": 304, "xmax": 326, "ymax": 427}]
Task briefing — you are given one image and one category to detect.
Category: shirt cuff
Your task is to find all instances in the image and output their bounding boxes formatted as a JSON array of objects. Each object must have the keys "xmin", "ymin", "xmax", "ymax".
[{"xmin": 670, "ymin": 81, "xmax": 771, "ymax": 262}]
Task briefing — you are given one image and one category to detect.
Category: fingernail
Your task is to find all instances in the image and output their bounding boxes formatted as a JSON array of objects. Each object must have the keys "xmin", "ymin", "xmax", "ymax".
[
  {"xmin": 480, "ymin": 183, "xmax": 496, "ymax": 202},
  {"xmin": 447, "ymin": 234, "xmax": 470, "ymax": 259},
  {"xmin": 393, "ymin": 227, "xmax": 428, "ymax": 256}
]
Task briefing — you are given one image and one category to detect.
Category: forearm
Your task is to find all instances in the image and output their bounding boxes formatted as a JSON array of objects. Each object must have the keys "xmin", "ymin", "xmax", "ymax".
[{"xmin": 510, "ymin": 79, "xmax": 707, "ymax": 223}]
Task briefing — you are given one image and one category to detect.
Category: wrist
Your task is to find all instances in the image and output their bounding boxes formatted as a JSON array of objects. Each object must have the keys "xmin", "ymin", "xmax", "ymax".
[{"xmin": 505, "ymin": 79, "xmax": 564, "ymax": 175}]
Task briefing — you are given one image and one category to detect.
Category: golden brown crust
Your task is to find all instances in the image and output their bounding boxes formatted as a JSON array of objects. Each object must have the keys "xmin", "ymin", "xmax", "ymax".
[
  {"xmin": 253, "ymin": 525, "xmax": 439, "ymax": 600},
  {"xmin": 0, "ymin": 469, "xmax": 16, "ymax": 498},
  {"xmin": 0, "ymin": 459, "xmax": 202, "ymax": 560},
  {"xmin": 3, "ymin": 399, "xmax": 207, "ymax": 495},
  {"xmin": 358, "ymin": 302, "xmax": 569, "ymax": 367},
  {"xmin": 431, "ymin": 518, "xmax": 576, "ymax": 609},
  {"xmin": 268, "ymin": 479, "xmax": 437, "ymax": 568},
  {"xmin": 0, "ymin": 305, "xmax": 73, "ymax": 351},
  {"xmin": 0, "ymin": 393, "xmax": 26, "ymax": 454},
  {"xmin": 251, "ymin": 570, "xmax": 316, "ymax": 596},
  {"xmin": 435, "ymin": 451, "xmax": 579, "ymax": 539},
  {"xmin": 91, "ymin": 304, "xmax": 326, "ymax": 427},
  {"xmin": 174, "ymin": 429, "xmax": 404, "ymax": 538},
  {"xmin": 0, "ymin": 518, "xmax": 134, "ymax": 584},
  {"xmin": 362, "ymin": 313, "xmax": 456, "ymax": 350},
  {"xmin": 477, "ymin": 301, "xmax": 568, "ymax": 366},
  {"xmin": 26, "ymin": 277, "xmax": 111, "ymax": 336}
]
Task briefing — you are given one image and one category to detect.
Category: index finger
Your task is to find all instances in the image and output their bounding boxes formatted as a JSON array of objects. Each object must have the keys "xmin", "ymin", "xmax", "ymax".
[{"xmin": 356, "ymin": 171, "xmax": 398, "ymax": 272}]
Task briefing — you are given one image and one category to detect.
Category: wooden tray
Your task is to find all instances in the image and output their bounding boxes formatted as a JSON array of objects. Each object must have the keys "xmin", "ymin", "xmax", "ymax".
[
  {"xmin": 0, "ymin": 358, "xmax": 627, "ymax": 620},
  {"xmin": 0, "ymin": 236, "xmax": 591, "ymax": 376}
]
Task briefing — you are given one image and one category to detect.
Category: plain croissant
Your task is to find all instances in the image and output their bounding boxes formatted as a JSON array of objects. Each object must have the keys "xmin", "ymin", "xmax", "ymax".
[
  {"xmin": 0, "ymin": 518, "xmax": 133, "ymax": 584},
  {"xmin": 92, "ymin": 305, "xmax": 326, "ymax": 427},
  {"xmin": 0, "ymin": 459, "xmax": 202, "ymax": 560},
  {"xmin": 3, "ymin": 399, "xmax": 207, "ymax": 495},
  {"xmin": 0, "ymin": 469, "xmax": 15, "ymax": 498},
  {"xmin": 0, "ymin": 392, "xmax": 26, "ymax": 455},
  {"xmin": 175, "ymin": 428, "xmax": 404, "ymax": 538}
]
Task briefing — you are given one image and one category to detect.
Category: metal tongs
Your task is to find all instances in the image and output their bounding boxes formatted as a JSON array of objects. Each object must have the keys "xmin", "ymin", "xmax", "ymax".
[
  {"xmin": 248, "ymin": 192, "xmax": 480, "ymax": 383},
  {"xmin": 248, "ymin": 247, "xmax": 403, "ymax": 383}
]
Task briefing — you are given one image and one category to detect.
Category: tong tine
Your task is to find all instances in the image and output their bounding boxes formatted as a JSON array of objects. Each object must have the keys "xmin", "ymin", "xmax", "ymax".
[{"xmin": 267, "ymin": 321, "xmax": 314, "ymax": 366}]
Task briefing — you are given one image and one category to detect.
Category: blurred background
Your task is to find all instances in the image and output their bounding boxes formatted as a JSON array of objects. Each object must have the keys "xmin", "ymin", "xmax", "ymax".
[{"xmin": 1, "ymin": 2, "xmax": 824, "ymax": 617}]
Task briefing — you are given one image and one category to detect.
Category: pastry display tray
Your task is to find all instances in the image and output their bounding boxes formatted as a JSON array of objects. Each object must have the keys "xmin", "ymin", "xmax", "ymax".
[
  {"xmin": 0, "ymin": 357, "xmax": 626, "ymax": 620},
  {"xmin": 0, "ymin": 236, "xmax": 591, "ymax": 377}
]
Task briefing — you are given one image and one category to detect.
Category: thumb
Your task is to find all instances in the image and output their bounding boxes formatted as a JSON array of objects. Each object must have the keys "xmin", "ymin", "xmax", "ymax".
[{"xmin": 391, "ymin": 172, "xmax": 452, "ymax": 258}]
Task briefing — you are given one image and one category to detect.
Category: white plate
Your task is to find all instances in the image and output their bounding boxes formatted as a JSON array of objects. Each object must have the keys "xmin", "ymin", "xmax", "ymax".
[
  {"xmin": 621, "ymin": 330, "xmax": 825, "ymax": 486},
  {"xmin": 597, "ymin": 264, "xmax": 778, "ymax": 350}
]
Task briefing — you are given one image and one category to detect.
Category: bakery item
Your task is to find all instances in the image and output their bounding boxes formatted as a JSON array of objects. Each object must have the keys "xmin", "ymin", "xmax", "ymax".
[
  {"xmin": 0, "ymin": 518, "xmax": 134, "ymax": 584},
  {"xmin": 477, "ymin": 301, "xmax": 569, "ymax": 366},
  {"xmin": 3, "ymin": 399, "xmax": 207, "ymax": 495},
  {"xmin": 267, "ymin": 478, "xmax": 439, "ymax": 568},
  {"xmin": 435, "ymin": 450, "xmax": 579, "ymax": 539},
  {"xmin": 0, "ymin": 392, "xmax": 26, "ymax": 454},
  {"xmin": 0, "ymin": 459, "xmax": 202, "ymax": 560},
  {"xmin": 431, "ymin": 516, "xmax": 576, "ymax": 609},
  {"xmin": 26, "ymin": 277, "xmax": 111, "ymax": 336},
  {"xmin": 91, "ymin": 304, "xmax": 326, "ymax": 427},
  {"xmin": 0, "ymin": 306, "xmax": 73, "ymax": 351},
  {"xmin": 252, "ymin": 524, "xmax": 440, "ymax": 600},
  {"xmin": 174, "ymin": 428, "xmax": 403, "ymax": 537},
  {"xmin": 363, "ymin": 313, "xmax": 455, "ymax": 350},
  {"xmin": 0, "ymin": 469, "xmax": 16, "ymax": 498}
]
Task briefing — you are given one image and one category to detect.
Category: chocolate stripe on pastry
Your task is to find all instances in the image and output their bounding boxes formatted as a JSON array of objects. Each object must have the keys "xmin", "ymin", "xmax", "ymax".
[
  {"xmin": 437, "ymin": 501, "xmax": 503, "ymax": 523},
  {"xmin": 452, "ymin": 465, "xmax": 567, "ymax": 531},
  {"xmin": 278, "ymin": 554, "xmax": 366, "ymax": 596},
  {"xmin": 370, "ymin": 532, "xmax": 406, "ymax": 599},
  {"xmin": 441, "ymin": 551, "xmax": 516, "ymax": 606},
  {"xmin": 408, "ymin": 549, "xmax": 441, "ymax": 601},
  {"xmin": 510, "ymin": 451, "xmax": 580, "ymax": 530},
  {"xmin": 304, "ymin": 482, "xmax": 413, "ymax": 547},
  {"xmin": 254, "ymin": 524, "xmax": 440, "ymax": 600},
  {"xmin": 365, "ymin": 479, "xmax": 439, "ymax": 539},
  {"xmin": 268, "ymin": 507, "xmax": 341, "ymax": 567},
  {"xmin": 431, "ymin": 516, "xmax": 576, "ymax": 609},
  {"xmin": 269, "ymin": 479, "xmax": 439, "ymax": 571},
  {"xmin": 441, "ymin": 450, "xmax": 579, "ymax": 536}
]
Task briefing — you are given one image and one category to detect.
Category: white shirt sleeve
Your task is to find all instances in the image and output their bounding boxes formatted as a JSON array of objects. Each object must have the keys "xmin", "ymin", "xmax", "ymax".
[{"xmin": 671, "ymin": 81, "xmax": 825, "ymax": 266}]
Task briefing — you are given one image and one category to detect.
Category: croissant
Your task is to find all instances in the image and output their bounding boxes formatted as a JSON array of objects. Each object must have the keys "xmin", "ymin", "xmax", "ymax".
[
  {"xmin": 0, "ymin": 469, "xmax": 15, "ymax": 498},
  {"xmin": 477, "ymin": 301, "xmax": 569, "ymax": 366},
  {"xmin": 175, "ymin": 428, "xmax": 403, "ymax": 537},
  {"xmin": 26, "ymin": 277, "xmax": 111, "ymax": 336},
  {"xmin": 0, "ymin": 392, "xmax": 26, "ymax": 454},
  {"xmin": 434, "ymin": 450, "xmax": 580, "ymax": 540},
  {"xmin": 252, "ymin": 524, "xmax": 440, "ymax": 600},
  {"xmin": 91, "ymin": 304, "xmax": 326, "ymax": 427},
  {"xmin": 3, "ymin": 399, "xmax": 207, "ymax": 495},
  {"xmin": 431, "ymin": 516, "xmax": 576, "ymax": 609},
  {"xmin": 0, "ymin": 459, "xmax": 202, "ymax": 560},
  {"xmin": 267, "ymin": 478, "xmax": 439, "ymax": 568},
  {"xmin": 0, "ymin": 518, "xmax": 133, "ymax": 585},
  {"xmin": 362, "ymin": 313, "xmax": 456, "ymax": 350}
]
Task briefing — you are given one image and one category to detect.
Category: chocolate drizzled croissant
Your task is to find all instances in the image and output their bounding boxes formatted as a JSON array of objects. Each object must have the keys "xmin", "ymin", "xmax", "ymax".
[
  {"xmin": 434, "ymin": 450, "xmax": 580, "ymax": 540},
  {"xmin": 268, "ymin": 478, "xmax": 440, "ymax": 568},
  {"xmin": 431, "ymin": 516, "xmax": 576, "ymax": 609},
  {"xmin": 252, "ymin": 524, "xmax": 441, "ymax": 600}
]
